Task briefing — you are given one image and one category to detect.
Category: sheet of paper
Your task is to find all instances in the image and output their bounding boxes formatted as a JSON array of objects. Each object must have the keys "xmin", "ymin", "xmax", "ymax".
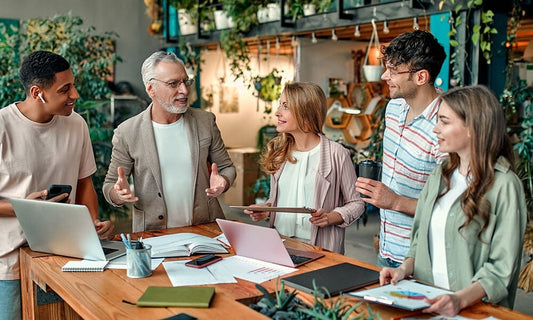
[
  {"xmin": 219, "ymin": 255, "xmax": 297, "ymax": 283},
  {"xmin": 348, "ymin": 279, "xmax": 452, "ymax": 311},
  {"xmin": 106, "ymin": 256, "xmax": 164, "ymax": 270},
  {"xmin": 163, "ymin": 260, "xmax": 237, "ymax": 286}
]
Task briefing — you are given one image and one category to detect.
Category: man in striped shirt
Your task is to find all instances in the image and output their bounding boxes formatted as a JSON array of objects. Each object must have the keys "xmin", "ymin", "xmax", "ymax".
[{"xmin": 356, "ymin": 30, "xmax": 446, "ymax": 268}]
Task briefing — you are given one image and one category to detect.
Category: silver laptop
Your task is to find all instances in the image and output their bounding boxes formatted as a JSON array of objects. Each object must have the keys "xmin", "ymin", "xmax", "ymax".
[
  {"xmin": 11, "ymin": 198, "xmax": 125, "ymax": 261},
  {"xmin": 216, "ymin": 219, "xmax": 324, "ymax": 267}
]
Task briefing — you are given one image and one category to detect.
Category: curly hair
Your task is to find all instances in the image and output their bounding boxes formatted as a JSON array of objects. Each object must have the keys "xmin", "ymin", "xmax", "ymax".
[
  {"xmin": 19, "ymin": 51, "xmax": 70, "ymax": 94},
  {"xmin": 381, "ymin": 30, "xmax": 446, "ymax": 85},
  {"xmin": 260, "ymin": 82, "xmax": 327, "ymax": 174},
  {"xmin": 438, "ymin": 85, "xmax": 516, "ymax": 237}
]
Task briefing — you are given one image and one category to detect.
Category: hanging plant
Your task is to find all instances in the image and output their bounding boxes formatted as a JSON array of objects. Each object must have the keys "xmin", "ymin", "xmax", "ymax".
[
  {"xmin": 440, "ymin": 0, "xmax": 497, "ymax": 86},
  {"xmin": 254, "ymin": 68, "xmax": 282, "ymax": 102}
]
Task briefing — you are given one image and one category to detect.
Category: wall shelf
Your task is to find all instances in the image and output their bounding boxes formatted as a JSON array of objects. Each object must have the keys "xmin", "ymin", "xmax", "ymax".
[{"xmin": 166, "ymin": 0, "xmax": 451, "ymax": 52}]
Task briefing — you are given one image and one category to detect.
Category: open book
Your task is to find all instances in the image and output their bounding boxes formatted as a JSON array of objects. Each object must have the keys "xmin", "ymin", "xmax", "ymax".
[{"xmin": 142, "ymin": 233, "xmax": 228, "ymax": 258}]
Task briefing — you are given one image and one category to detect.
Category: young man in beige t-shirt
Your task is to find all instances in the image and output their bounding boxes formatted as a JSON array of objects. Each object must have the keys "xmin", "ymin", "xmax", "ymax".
[{"xmin": 0, "ymin": 51, "xmax": 114, "ymax": 319}]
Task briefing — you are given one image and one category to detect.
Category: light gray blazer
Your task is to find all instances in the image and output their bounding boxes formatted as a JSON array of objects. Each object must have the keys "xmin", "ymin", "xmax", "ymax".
[
  {"xmin": 103, "ymin": 105, "xmax": 236, "ymax": 232},
  {"xmin": 268, "ymin": 135, "xmax": 365, "ymax": 254}
]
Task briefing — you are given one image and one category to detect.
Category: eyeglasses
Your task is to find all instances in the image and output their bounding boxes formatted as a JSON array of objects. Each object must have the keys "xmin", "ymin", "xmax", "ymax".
[
  {"xmin": 385, "ymin": 67, "xmax": 421, "ymax": 77},
  {"xmin": 150, "ymin": 78, "xmax": 194, "ymax": 88}
]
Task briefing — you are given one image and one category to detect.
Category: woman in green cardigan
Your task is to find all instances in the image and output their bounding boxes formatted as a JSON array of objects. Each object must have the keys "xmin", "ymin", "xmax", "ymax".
[{"xmin": 380, "ymin": 85, "xmax": 527, "ymax": 316}]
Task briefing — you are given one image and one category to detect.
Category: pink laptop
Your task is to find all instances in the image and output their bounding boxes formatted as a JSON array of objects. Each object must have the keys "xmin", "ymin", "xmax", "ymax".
[{"xmin": 216, "ymin": 219, "xmax": 324, "ymax": 267}]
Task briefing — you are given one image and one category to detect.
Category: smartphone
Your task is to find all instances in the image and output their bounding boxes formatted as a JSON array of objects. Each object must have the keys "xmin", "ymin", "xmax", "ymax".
[
  {"xmin": 46, "ymin": 184, "xmax": 72, "ymax": 203},
  {"xmin": 185, "ymin": 254, "xmax": 222, "ymax": 268}
]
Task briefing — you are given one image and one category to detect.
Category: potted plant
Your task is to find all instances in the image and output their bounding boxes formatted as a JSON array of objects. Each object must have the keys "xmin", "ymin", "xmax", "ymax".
[
  {"xmin": 220, "ymin": 0, "xmax": 269, "ymax": 83},
  {"xmin": 169, "ymin": 0, "xmax": 200, "ymax": 35},
  {"xmin": 288, "ymin": 0, "xmax": 332, "ymax": 21},
  {"xmin": 249, "ymin": 175, "xmax": 270, "ymax": 203},
  {"xmin": 254, "ymin": 68, "xmax": 283, "ymax": 103},
  {"xmin": 250, "ymin": 279, "xmax": 381, "ymax": 319}
]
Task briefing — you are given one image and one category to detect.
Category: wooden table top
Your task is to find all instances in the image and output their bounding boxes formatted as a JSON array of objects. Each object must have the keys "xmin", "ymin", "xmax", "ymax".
[{"xmin": 20, "ymin": 222, "xmax": 533, "ymax": 320}]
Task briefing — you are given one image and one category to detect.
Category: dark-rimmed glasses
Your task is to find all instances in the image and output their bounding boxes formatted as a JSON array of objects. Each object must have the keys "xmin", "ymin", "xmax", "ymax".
[
  {"xmin": 384, "ymin": 67, "xmax": 421, "ymax": 77},
  {"xmin": 150, "ymin": 78, "xmax": 194, "ymax": 88}
]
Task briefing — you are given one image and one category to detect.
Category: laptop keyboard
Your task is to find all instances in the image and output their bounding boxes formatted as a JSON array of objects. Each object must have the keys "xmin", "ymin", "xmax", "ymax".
[
  {"xmin": 289, "ymin": 254, "xmax": 311, "ymax": 265},
  {"xmin": 102, "ymin": 247, "xmax": 118, "ymax": 255}
]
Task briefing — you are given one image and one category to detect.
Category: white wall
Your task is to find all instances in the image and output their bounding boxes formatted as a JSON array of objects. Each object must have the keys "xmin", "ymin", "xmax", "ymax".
[
  {"xmin": 298, "ymin": 38, "xmax": 367, "ymax": 95},
  {"xmin": 1, "ymin": 0, "xmax": 163, "ymax": 99},
  {"xmin": 200, "ymin": 50, "xmax": 295, "ymax": 148}
]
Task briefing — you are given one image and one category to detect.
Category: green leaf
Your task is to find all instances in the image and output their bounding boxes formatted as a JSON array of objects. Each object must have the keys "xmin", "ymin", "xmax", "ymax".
[{"xmin": 472, "ymin": 31, "xmax": 480, "ymax": 44}]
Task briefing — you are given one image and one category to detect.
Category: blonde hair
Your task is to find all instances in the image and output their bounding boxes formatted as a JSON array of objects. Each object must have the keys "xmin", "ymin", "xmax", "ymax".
[{"xmin": 260, "ymin": 82, "xmax": 327, "ymax": 174}]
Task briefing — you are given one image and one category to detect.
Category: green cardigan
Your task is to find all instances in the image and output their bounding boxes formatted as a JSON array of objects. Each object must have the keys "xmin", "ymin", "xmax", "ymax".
[{"xmin": 406, "ymin": 157, "xmax": 527, "ymax": 308}]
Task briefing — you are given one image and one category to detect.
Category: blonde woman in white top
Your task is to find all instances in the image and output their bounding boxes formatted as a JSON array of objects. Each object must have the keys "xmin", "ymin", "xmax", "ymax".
[{"xmin": 244, "ymin": 82, "xmax": 365, "ymax": 254}]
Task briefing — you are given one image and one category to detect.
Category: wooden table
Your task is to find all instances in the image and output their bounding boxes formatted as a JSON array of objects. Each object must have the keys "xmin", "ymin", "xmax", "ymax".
[{"xmin": 20, "ymin": 222, "xmax": 532, "ymax": 319}]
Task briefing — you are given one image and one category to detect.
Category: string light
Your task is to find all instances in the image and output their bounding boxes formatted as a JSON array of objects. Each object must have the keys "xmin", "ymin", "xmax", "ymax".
[
  {"xmin": 331, "ymin": 29, "xmax": 338, "ymax": 41},
  {"xmin": 413, "ymin": 17, "xmax": 419, "ymax": 30},
  {"xmin": 311, "ymin": 32, "xmax": 317, "ymax": 44},
  {"xmin": 383, "ymin": 20, "xmax": 389, "ymax": 34},
  {"xmin": 354, "ymin": 25, "xmax": 360, "ymax": 37}
]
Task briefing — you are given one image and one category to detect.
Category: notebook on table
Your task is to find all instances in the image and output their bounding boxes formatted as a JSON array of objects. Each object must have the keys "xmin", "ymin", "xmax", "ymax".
[
  {"xmin": 281, "ymin": 262, "xmax": 380, "ymax": 296},
  {"xmin": 10, "ymin": 198, "xmax": 125, "ymax": 261},
  {"xmin": 136, "ymin": 286, "xmax": 215, "ymax": 308},
  {"xmin": 215, "ymin": 219, "xmax": 324, "ymax": 268}
]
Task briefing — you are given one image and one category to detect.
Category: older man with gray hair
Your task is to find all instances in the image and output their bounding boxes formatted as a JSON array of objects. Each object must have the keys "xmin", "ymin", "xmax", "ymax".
[{"xmin": 103, "ymin": 51, "xmax": 236, "ymax": 232}]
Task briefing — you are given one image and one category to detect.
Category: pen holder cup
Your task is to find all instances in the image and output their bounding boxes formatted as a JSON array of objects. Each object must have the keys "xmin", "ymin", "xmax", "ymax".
[
  {"xmin": 126, "ymin": 243, "xmax": 152, "ymax": 278},
  {"xmin": 358, "ymin": 160, "xmax": 382, "ymax": 198}
]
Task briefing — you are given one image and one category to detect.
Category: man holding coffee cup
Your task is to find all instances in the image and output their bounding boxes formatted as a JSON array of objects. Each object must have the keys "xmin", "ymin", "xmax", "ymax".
[{"xmin": 355, "ymin": 30, "xmax": 446, "ymax": 268}]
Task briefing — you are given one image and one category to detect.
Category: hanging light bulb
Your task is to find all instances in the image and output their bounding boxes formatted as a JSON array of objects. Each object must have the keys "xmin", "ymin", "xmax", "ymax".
[
  {"xmin": 354, "ymin": 25, "xmax": 360, "ymax": 37},
  {"xmin": 383, "ymin": 20, "xmax": 389, "ymax": 34},
  {"xmin": 331, "ymin": 29, "xmax": 338, "ymax": 41},
  {"xmin": 311, "ymin": 32, "xmax": 317, "ymax": 44},
  {"xmin": 413, "ymin": 17, "xmax": 419, "ymax": 30}
]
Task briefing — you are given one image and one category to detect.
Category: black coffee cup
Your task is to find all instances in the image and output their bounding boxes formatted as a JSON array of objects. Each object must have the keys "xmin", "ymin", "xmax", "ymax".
[{"xmin": 358, "ymin": 160, "xmax": 382, "ymax": 198}]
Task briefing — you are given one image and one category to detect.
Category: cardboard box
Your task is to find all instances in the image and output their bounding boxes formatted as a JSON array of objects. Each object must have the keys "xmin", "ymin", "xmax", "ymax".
[{"xmin": 222, "ymin": 148, "xmax": 260, "ymax": 206}]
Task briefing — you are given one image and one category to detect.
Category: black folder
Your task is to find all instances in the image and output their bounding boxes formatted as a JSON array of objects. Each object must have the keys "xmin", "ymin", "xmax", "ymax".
[{"xmin": 281, "ymin": 263, "xmax": 380, "ymax": 296}]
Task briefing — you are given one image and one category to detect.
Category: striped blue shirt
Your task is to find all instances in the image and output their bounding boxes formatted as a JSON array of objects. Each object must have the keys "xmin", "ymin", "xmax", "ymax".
[{"xmin": 380, "ymin": 97, "xmax": 445, "ymax": 263}]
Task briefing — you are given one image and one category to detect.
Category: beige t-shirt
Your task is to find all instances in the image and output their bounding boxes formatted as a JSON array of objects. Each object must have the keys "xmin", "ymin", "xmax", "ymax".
[{"xmin": 0, "ymin": 103, "xmax": 96, "ymax": 280}]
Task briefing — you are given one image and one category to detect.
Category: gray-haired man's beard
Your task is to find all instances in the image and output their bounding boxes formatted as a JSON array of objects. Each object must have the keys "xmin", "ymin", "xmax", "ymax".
[{"xmin": 164, "ymin": 105, "xmax": 188, "ymax": 114}]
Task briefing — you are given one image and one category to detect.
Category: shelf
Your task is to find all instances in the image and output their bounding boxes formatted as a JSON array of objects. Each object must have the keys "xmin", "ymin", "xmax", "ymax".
[{"xmin": 166, "ymin": 0, "xmax": 446, "ymax": 51}]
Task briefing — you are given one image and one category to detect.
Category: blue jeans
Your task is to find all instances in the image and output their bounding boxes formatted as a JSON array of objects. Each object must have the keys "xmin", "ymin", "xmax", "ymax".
[
  {"xmin": 377, "ymin": 254, "xmax": 402, "ymax": 269},
  {"xmin": 0, "ymin": 279, "xmax": 21, "ymax": 320}
]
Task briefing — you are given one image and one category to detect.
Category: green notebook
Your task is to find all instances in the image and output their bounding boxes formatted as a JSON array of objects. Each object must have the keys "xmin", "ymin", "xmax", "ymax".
[{"xmin": 136, "ymin": 286, "xmax": 215, "ymax": 308}]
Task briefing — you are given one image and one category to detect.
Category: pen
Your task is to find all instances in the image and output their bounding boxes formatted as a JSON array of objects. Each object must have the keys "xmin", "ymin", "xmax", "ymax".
[
  {"xmin": 120, "ymin": 233, "xmax": 132, "ymax": 249},
  {"xmin": 127, "ymin": 233, "xmax": 132, "ymax": 248}
]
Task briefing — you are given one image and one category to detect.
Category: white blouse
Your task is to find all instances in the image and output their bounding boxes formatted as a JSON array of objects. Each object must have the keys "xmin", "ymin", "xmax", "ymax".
[
  {"xmin": 429, "ymin": 168, "xmax": 469, "ymax": 289},
  {"xmin": 274, "ymin": 144, "xmax": 320, "ymax": 240}
]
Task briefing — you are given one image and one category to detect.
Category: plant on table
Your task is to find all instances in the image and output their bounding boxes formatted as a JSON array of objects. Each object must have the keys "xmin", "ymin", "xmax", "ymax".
[{"xmin": 250, "ymin": 279, "xmax": 381, "ymax": 319}]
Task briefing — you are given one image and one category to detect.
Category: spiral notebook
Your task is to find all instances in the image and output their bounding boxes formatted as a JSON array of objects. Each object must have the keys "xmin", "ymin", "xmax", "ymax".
[{"xmin": 62, "ymin": 260, "xmax": 109, "ymax": 272}]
